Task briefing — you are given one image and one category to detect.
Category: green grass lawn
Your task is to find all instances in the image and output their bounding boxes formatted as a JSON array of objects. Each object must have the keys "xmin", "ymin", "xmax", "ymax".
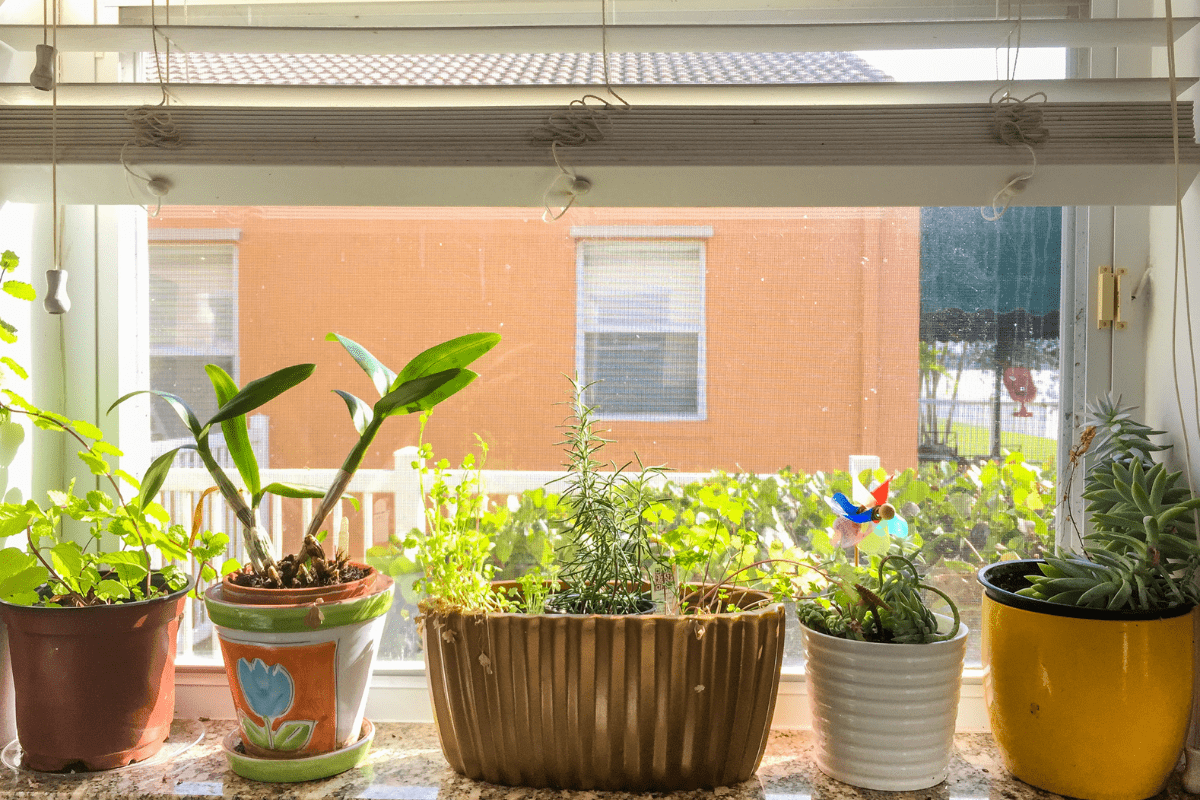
[{"xmin": 947, "ymin": 421, "xmax": 1057, "ymax": 466}]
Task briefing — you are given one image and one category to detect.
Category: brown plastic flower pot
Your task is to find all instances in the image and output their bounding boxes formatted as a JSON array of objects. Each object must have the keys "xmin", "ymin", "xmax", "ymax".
[
  {"xmin": 0, "ymin": 580, "xmax": 189, "ymax": 772},
  {"xmin": 422, "ymin": 585, "xmax": 785, "ymax": 791}
]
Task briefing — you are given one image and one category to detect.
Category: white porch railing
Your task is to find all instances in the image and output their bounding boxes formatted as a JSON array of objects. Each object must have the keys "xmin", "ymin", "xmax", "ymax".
[{"xmin": 161, "ymin": 445, "xmax": 749, "ymax": 660}]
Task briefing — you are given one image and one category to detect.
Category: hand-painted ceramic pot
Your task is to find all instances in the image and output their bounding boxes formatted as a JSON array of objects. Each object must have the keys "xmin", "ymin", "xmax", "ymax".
[
  {"xmin": 204, "ymin": 572, "xmax": 393, "ymax": 766},
  {"xmin": 979, "ymin": 560, "xmax": 1195, "ymax": 800}
]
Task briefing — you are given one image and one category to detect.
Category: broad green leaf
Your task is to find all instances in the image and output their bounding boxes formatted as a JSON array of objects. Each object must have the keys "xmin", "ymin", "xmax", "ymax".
[
  {"xmin": 71, "ymin": 419, "xmax": 104, "ymax": 440},
  {"xmin": 32, "ymin": 417, "xmax": 66, "ymax": 432},
  {"xmin": 374, "ymin": 369, "xmax": 463, "ymax": 418},
  {"xmin": 2, "ymin": 281, "xmax": 35, "ymax": 301},
  {"xmin": 0, "ymin": 357, "xmax": 27, "ymax": 380},
  {"xmin": 110, "ymin": 390, "xmax": 202, "ymax": 438},
  {"xmin": 220, "ymin": 557, "xmax": 241, "ymax": 576},
  {"xmin": 0, "ymin": 322, "xmax": 15, "ymax": 345},
  {"xmin": 0, "ymin": 510, "xmax": 33, "ymax": 539},
  {"xmin": 137, "ymin": 447, "xmax": 182, "ymax": 507},
  {"xmin": 92, "ymin": 440, "xmax": 123, "ymax": 458},
  {"xmin": 78, "ymin": 450, "xmax": 111, "ymax": 476},
  {"xmin": 206, "ymin": 364, "xmax": 261, "ymax": 496},
  {"xmin": 273, "ymin": 719, "xmax": 315, "ymax": 751},
  {"xmin": 206, "ymin": 363, "xmax": 315, "ymax": 428},
  {"xmin": 395, "ymin": 332, "xmax": 501, "ymax": 385},
  {"xmin": 333, "ymin": 390, "xmax": 372, "ymax": 436},
  {"xmin": 94, "ymin": 579, "xmax": 131, "ymax": 601},
  {"xmin": 393, "ymin": 370, "xmax": 478, "ymax": 416},
  {"xmin": 326, "ymin": 333, "xmax": 396, "ymax": 398},
  {"xmin": 239, "ymin": 715, "xmax": 271, "ymax": 749},
  {"xmin": 0, "ymin": 251, "xmax": 17, "ymax": 271},
  {"xmin": 113, "ymin": 469, "xmax": 141, "ymax": 490},
  {"xmin": 144, "ymin": 501, "xmax": 171, "ymax": 525},
  {"xmin": 50, "ymin": 541, "xmax": 84, "ymax": 583},
  {"xmin": 1, "ymin": 391, "xmax": 37, "ymax": 413},
  {"xmin": 0, "ymin": 551, "xmax": 49, "ymax": 605}
]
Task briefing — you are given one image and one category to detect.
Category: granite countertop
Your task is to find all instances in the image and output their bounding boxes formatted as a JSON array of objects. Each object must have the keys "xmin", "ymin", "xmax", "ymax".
[{"xmin": 0, "ymin": 721, "xmax": 1195, "ymax": 800}]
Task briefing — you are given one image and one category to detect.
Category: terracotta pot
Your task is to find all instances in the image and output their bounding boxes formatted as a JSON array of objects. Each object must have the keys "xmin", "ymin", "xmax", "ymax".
[
  {"xmin": 220, "ymin": 562, "xmax": 378, "ymax": 605},
  {"xmin": 422, "ymin": 584, "xmax": 785, "ymax": 790},
  {"xmin": 204, "ymin": 569, "xmax": 394, "ymax": 770},
  {"xmin": 0, "ymin": 578, "xmax": 190, "ymax": 772},
  {"xmin": 979, "ymin": 560, "xmax": 1195, "ymax": 800}
]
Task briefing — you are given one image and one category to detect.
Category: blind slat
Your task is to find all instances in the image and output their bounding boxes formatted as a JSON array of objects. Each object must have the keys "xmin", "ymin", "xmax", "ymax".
[{"xmin": 1, "ymin": 18, "xmax": 1195, "ymax": 55}]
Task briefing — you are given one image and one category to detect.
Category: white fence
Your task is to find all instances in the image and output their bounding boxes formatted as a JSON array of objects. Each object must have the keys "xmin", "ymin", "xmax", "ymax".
[{"xmin": 162, "ymin": 446, "xmax": 756, "ymax": 660}]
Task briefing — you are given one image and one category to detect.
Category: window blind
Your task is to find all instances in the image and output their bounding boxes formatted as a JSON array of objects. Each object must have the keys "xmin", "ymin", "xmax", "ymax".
[{"xmin": 0, "ymin": 1, "xmax": 1197, "ymax": 206}]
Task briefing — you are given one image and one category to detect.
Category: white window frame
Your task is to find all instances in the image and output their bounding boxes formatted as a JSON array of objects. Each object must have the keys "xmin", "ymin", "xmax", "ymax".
[
  {"xmin": 573, "ymin": 226, "xmax": 710, "ymax": 422},
  {"xmin": 1, "ymin": 1, "xmax": 1177, "ymax": 732}
]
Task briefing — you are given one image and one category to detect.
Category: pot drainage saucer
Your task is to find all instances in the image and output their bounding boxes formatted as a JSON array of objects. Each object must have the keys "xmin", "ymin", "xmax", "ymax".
[
  {"xmin": 222, "ymin": 718, "xmax": 374, "ymax": 783},
  {"xmin": 1, "ymin": 719, "xmax": 207, "ymax": 775}
]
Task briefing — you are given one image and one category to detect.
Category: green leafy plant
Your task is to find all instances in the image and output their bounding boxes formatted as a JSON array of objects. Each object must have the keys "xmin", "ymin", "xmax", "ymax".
[
  {"xmin": 115, "ymin": 331, "xmax": 499, "ymax": 589},
  {"xmin": 0, "ymin": 249, "xmax": 232, "ymax": 607},
  {"xmin": 796, "ymin": 553, "xmax": 961, "ymax": 643},
  {"xmin": 403, "ymin": 412, "xmax": 506, "ymax": 614},
  {"xmin": 1018, "ymin": 395, "xmax": 1200, "ymax": 611}
]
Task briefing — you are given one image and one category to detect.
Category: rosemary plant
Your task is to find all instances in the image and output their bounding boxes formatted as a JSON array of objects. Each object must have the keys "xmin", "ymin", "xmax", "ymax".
[
  {"xmin": 1019, "ymin": 394, "xmax": 1200, "ymax": 611},
  {"xmin": 545, "ymin": 378, "xmax": 668, "ymax": 615}
]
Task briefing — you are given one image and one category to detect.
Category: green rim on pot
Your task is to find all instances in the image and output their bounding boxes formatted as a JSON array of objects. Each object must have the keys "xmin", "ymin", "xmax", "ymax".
[{"xmin": 204, "ymin": 582, "xmax": 394, "ymax": 633}]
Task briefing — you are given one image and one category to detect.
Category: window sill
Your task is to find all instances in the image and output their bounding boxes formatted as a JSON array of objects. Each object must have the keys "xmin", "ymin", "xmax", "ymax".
[
  {"xmin": 1, "ymin": 719, "xmax": 1175, "ymax": 800},
  {"xmin": 173, "ymin": 664, "xmax": 991, "ymax": 732}
]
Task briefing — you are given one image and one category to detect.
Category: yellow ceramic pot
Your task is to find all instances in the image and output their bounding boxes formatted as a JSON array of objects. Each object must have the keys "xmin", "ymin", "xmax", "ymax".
[{"xmin": 979, "ymin": 560, "xmax": 1195, "ymax": 800}]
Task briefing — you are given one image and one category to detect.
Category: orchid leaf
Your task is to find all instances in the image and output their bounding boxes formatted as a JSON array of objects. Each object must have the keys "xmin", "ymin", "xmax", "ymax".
[
  {"xmin": 333, "ymin": 390, "xmax": 373, "ymax": 436},
  {"xmin": 395, "ymin": 332, "xmax": 500, "ymax": 386},
  {"xmin": 374, "ymin": 369, "xmax": 462, "ymax": 418},
  {"xmin": 206, "ymin": 364, "xmax": 261, "ymax": 497},
  {"xmin": 110, "ymin": 390, "xmax": 202, "ymax": 438},
  {"xmin": 206, "ymin": 363, "xmax": 315, "ymax": 428},
  {"xmin": 327, "ymin": 333, "xmax": 396, "ymax": 398},
  {"xmin": 137, "ymin": 447, "xmax": 183, "ymax": 509}
]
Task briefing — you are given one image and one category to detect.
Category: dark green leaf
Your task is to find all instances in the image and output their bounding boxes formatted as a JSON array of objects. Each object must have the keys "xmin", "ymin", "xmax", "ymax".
[
  {"xmin": 206, "ymin": 363, "xmax": 315, "ymax": 428},
  {"xmin": 374, "ymin": 369, "xmax": 465, "ymax": 418},
  {"xmin": 395, "ymin": 332, "xmax": 500, "ymax": 385},
  {"xmin": 333, "ymin": 390, "xmax": 373, "ymax": 436},
  {"xmin": 206, "ymin": 364, "xmax": 261, "ymax": 497},
  {"xmin": 110, "ymin": 390, "xmax": 202, "ymax": 438},
  {"xmin": 138, "ymin": 447, "xmax": 182, "ymax": 507},
  {"xmin": 326, "ymin": 333, "xmax": 396, "ymax": 397}
]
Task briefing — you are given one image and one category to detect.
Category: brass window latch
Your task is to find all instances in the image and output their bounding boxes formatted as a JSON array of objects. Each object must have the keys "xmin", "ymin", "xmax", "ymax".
[{"xmin": 1098, "ymin": 265, "xmax": 1127, "ymax": 330}]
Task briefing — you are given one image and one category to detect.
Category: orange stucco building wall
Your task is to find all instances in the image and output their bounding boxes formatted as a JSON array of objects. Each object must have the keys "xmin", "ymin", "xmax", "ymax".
[{"xmin": 150, "ymin": 206, "xmax": 920, "ymax": 480}]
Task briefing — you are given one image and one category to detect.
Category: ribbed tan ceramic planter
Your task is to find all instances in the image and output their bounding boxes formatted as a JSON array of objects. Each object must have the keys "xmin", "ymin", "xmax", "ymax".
[{"xmin": 422, "ymin": 590, "xmax": 785, "ymax": 790}]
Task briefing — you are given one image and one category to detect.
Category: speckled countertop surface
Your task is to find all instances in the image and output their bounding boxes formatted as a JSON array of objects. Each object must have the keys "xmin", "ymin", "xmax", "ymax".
[{"xmin": 0, "ymin": 721, "xmax": 1195, "ymax": 800}]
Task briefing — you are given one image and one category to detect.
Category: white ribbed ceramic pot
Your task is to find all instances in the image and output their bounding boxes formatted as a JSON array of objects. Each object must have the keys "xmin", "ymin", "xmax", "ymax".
[{"xmin": 801, "ymin": 619, "xmax": 968, "ymax": 791}]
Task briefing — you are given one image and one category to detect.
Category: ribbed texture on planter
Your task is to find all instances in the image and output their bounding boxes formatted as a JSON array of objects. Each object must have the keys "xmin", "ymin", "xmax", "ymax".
[
  {"xmin": 422, "ymin": 602, "xmax": 785, "ymax": 791},
  {"xmin": 801, "ymin": 622, "xmax": 967, "ymax": 791}
]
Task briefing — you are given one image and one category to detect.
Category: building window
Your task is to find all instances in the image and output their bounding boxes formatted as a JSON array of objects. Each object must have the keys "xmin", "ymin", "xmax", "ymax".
[
  {"xmin": 148, "ymin": 240, "xmax": 239, "ymax": 443},
  {"xmin": 574, "ymin": 228, "xmax": 710, "ymax": 420}
]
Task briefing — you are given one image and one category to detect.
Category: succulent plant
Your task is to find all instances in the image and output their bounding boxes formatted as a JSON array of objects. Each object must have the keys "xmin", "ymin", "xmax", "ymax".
[
  {"xmin": 1018, "ymin": 394, "xmax": 1200, "ymax": 611},
  {"xmin": 797, "ymin": 554, "xmax": 960, "ymax": 644}
]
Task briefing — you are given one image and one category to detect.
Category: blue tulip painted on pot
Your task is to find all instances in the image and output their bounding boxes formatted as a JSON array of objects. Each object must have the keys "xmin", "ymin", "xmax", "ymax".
[
  {"xmin": 238, "ymin": 657, "xmax": 295, "ymax": 720},
  {"xmin": 233, "ymin": 657, "xmax": 317, "ymax": 753}
]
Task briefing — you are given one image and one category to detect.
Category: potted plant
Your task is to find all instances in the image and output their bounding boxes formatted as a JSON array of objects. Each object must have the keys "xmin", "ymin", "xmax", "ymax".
[
  {"xmin": 796, "ymin": 550, "xmax": 965, "ymax": 791},
  {"xmin": 416, "ymin": 379, "xmax": 787, "ymax": 791},
  {"xmin": 0, "ymin": 249, "xmax": 231, "ymax": 772},
  {"xmin": 120, "ymin": 331, "xmax": 499, "ymax": 781},
  {"xmin": 978, "ymin": 395, "xmax": 1200, "ymax": 800}
]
